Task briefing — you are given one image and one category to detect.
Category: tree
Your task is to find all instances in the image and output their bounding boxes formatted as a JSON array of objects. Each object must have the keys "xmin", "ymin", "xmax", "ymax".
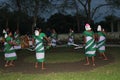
[
  {"xmin": 3, "ymin": 0, "xmax": 52, "ymax": 33},
  {"xmin": 0, "ymin": 4, "xmax": 10, "ymax": 28},
  {"xmin": 104, "ymin": 15, "xmax": 119, "ymax": 32},
  {"xmin": 18, "ymin": 0, "xmax": 51, "ymax": 33},
  {"xmin": 49, "ymin": 0, "xmax": 81, "ymax": 32},
  {"xmin": 106, "ymin": 0, "xmax": 120, "ymax": 9},
  {"xmin": 76, "ymin": 0, "xmax": 111, "ymax": 23},
  {"xmin": 73, "ymin": 0, "xmax": 81, "ymax": 32},
  {"xmin": 50, "ymin": 0, "xmax": 111, "ymax": 32},
  {"xmin": 4, "ymin": 0, "xmax": 22, "ymax": 30}
]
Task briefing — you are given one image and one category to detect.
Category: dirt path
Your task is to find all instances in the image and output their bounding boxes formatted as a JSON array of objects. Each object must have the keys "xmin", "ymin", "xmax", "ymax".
[{"xmin": 0, "ymin": 53, "xmax": 114, "ymax": 74}]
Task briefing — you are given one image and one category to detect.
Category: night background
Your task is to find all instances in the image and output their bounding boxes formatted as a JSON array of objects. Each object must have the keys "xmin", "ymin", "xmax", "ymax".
[
  {"xmin": 0, "ymin": 0, "xmax": 120, "ymax": 35},
  {"xmin": 0, "ymin": 0, "xmax": 120, "ymax": 80}
]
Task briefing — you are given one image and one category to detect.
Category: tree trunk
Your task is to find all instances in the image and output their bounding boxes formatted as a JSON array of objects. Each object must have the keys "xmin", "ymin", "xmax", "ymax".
[
  {"xmin": 16, "ymin": 0, "xmax": 21, "ymax": 31},
  {"xmin": 6, "ymin": 18, "xmax": 9, "ymax": 28},
  {"xmin": 117, "ymin": 21, "xmax": 120, "ymax": 32},
  {"xmin": 87, "ymin": 0, "xmax": 91, "ymax": 23},
  {"xmin": 74, "ymin": 0, "xmax": 80, "ymax": 32},
  {"xmin": 17, "ymin": 16, "xmax": 19, "ymax": 30},
  {"xmin": 111, "ymin": 22, "xmax": 114, "ymax": 32},
  {"xmin": 32, "ymin": 16, "xmax": 37, "ymax": 33},
  {"xmin": 76, "ymin": 14, "xmax": 80, "ymax": 32},
  {"xmin": 32, "ymin": 0, "xmax": 39, "ymax": 33}
]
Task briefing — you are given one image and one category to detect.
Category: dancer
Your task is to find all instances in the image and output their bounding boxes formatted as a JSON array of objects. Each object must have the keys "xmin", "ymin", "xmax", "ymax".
[
  {"xmin": 50, "ymin": 29, "xmax": 58, "ymax": 47},
  {"xmin": 4, "ymin": 31, "xmax": 17, "ymax": 67},
  {"xmin": 14, "ymin": 29, "xmax": 21, "ymax": 50},
  {"xmin": 96, "ymin": 25, "xmax": 108, "ymax": 60},
  {"xmin": 32, "ymin": 27, "xmax": 50, "ymax": 70},
  {"xmin": 67, "ymin": 28, "xmax": 74, "ymax": 46},
  {"xmin": 83, "ymin": 24, "xmax": 96, "ymax": 66}
]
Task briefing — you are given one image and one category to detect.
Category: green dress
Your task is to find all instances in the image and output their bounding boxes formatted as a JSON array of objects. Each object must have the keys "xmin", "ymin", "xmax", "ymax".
[
  {"xmin": 14, "ymin": 32, "xmax": 20, "ymax": 45},
  {"xmin": 33, "ymin": 33, "xmax": 46, "ymax": 62},
  {"xmin": 83, "ymin": 31, "xmax": 96, "ymax": 57},
  {"xmin": 4, "ymin": 36, "xmax": 17, "ymax": 61},
  {"xmin": 68, "ymin": 31, "xmax": 74, "ymax": 45},
  {"xmin": 50, "ymin": 33, "xmax": 57, "ymax": 47},
  {"xmin": 97, "ymin": 31, "xmax": 106, "ymax": 53},
  {"xmin": 14, "ymin": 32, "xmax": 21, "ymax": 49}
]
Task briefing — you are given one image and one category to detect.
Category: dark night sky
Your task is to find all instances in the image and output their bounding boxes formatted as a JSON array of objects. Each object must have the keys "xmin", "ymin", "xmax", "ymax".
[
  {"xmin": 0, "ymin": 0, "xmax": 120, "ymax": 22},
  {"xmin": 91, "ymin": 0, "xmax": 120, "ymax": 22}
]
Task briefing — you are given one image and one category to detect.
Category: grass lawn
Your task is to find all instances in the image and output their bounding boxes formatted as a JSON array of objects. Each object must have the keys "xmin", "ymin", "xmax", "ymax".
[
  {"xmin": 24, "ymin": 47, "xmax": 84, "ymax": 63},
  {"xmin": 0, "ymin": 47, "xmax": 120, "ymax": 80}
]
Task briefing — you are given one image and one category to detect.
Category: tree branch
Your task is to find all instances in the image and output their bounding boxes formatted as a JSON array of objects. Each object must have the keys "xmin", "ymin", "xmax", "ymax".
[
  {"xmin": 78, "ymin": 0, "xmax": 85, "ymax": 7},
  {"xmin": 77, "ymin": 0, "xmax": 88, "ymax": 17},
  {"xmin": 91, "ymin": 3, "xmax": 112, "ymax": 19},
  {"xmin": 85, "ymin": 0, "xmax": 88, "ymax": 6}
]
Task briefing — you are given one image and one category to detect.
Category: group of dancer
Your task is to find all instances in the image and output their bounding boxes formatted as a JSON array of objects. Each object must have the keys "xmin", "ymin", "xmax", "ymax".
[
  {"xmin": 49, "ymin": 23, "xmax": 108, "ymax": 67},
  {"xmin": 83, "ymin": 24, "xmax": 108, "ymax": 66},
  {"xmin": 2, "ymin": 28, "xmax": 21, "ymax": 67},
  {"xmin": 48, "ymin": 28, "xmax": 75, "ymax": 47},
  {"xmin": 1, "ymin": 27, "xmax": 50, "ymax": 70},
  {"xmin": 1, "ymin": 23, "xmax": 108, "ymax": 70}
]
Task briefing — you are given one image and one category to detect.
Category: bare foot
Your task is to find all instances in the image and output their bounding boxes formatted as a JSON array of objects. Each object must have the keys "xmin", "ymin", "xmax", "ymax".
[
  {"xmin": 35, "ymin": 65, "xmax": 38, "ymax": 69},
  {"xmin": 103, "ymin": 58, "xmax": 108, "ymax": 60},
  {"xmin": 9, "ymin": 64, "xmax": 15, "ymax": 67},
  {"xmin": 42, "ymin": 68, "xmax": 46, "ymax": 70},
  {"xmin": 84, "ymin": 63, "xmax": 90, "ymax": 66},
  {"xmin": 92, "ymin": 64, "xmax": 96, "ymax": 66},
  {"xmin": 4, "ymin": 64, "xmax": 9, "ymax": 67}
]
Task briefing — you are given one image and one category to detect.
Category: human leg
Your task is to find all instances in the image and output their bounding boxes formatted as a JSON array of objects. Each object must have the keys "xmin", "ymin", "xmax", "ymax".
[
  {"xmin": 35, "ymin": 62, "xmax": 38, "ymax": 68},
  {"xmin": 41, "ymin": 62, "xmax": 46, "ymax": 70},
  {"xmin": 84, "ymin": 57, "xmax": 90, "ymax": 65},
  {"xmin": 102, "ymin": 53, "xmax": 108, "ymax": 60},
  {"xmin": 92, "ymin": 56, "xmax": 95, "ymax": 66},
  {"xmin": 5, "ymin": 60, "xmax": 9, "ymax": 67},
  {"xmin": 9, "ymin": 60, "xmax": 15, "ymax": 66}
]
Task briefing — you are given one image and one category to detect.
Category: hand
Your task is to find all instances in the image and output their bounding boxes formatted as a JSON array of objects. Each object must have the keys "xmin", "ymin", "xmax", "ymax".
[
  {"xmin": 12, "ymin": 42, "xmax": 17, "ymax": 46},
  {"xmin": 48, "ymin": 43, "xmax": 51, "ymax": 46}
]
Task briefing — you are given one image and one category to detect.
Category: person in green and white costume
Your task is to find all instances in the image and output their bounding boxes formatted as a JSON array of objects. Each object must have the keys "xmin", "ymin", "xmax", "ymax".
[
  {"xmin": 67, "ymin": 28, "xmax": 74, "ymax": 46},
  {"xmin": 14, "ymin": 29, "xmax": 21, "ymax": 50},
  {"xmin": 96, "ymin": 25, "xmax": 108, "ymax": 60},
  {"xmin": 83, "ymin": 24, "xmax": 96, "ymax": 66},
  {"xmin": 32, "ymin": 27, "xmax": 50, "ymax": 70},
  {"xmin": 50, "ymin": 29, "xmax": 58, "ymax": 47},
  {"xmin": 4, "ymin": 31, "xmax": 17, "ymax": 67},
  {"xmin": 3, "ymin": 28, "xmax": 10, "ymax": 52}
]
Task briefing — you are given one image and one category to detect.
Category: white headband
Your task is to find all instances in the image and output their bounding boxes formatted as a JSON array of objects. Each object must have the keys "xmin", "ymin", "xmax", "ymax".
[
  {"xmin": 35, "ymin": 30, "xmax": 39, "ymax": 36},
  {"xmin": 97, "ymin": 25, "xmax": 102, "ymax": 31}
]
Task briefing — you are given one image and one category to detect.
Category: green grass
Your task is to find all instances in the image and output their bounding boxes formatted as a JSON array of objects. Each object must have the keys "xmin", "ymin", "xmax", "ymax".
[
  {"xmin": 0, "ymin": 62, "xmax": 120, "ymax": 80},
  {"xmin": 0, "ymin": 47, "xmax": 120, "ymax": 80},
  {"xmin": 24, "ymin": 47, "xmax": 84, "ymax": 63}
]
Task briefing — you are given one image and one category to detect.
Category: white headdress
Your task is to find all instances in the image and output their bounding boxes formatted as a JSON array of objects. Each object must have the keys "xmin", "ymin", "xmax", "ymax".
[
  {"xmin": 85, "ymin": 23, "xmax": 91, "ymax": 31},
  {"xmin": 97, "ymin": 25, "xmax": 102, "ymax": 31},
  {"xmin": 3, "ymin": 29, "xmax": 6, "ymax": 34},
  {"xmin": 35, "ymin": 30, "xmax": 39, "ymax": 36}
]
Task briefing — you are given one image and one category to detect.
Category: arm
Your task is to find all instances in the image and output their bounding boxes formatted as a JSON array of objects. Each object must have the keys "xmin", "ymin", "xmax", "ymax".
[
  {"xmin": 8, "ymin": 40, "xmax": 17, "ymax": 46},
  {"xmin": 32, "ymin": 38, "xmax": 35, "ymax": 45},
  {"xmin": 83, "ymin": 36, "xmax": 86, "ymax": 45},
  {"xmin": 96, "ymin": 34, "xmax": 100, "ymax": 42},
  {"xmin": 44, "ymin": 36, "xmax": 50, "ymax": 43},
  {"xmin": 94, "ymin": 34, "xmax": 97, "ymax": 42}
]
